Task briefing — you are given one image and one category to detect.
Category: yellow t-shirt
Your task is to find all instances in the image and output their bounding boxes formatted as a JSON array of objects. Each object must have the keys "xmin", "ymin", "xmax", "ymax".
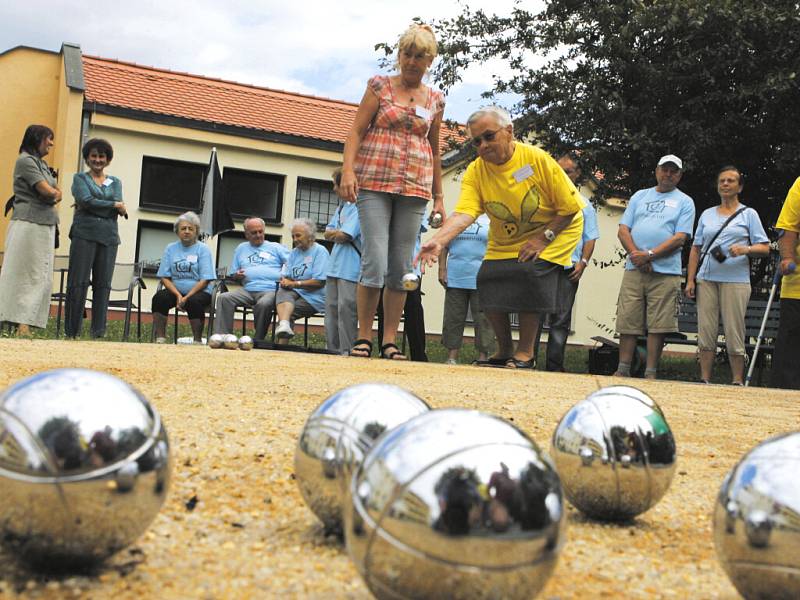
[
  {"xmin": 776, "ymin": 176, "xmax": 800, "ymax": 300},
  {"xmin": 454, "ymin": 142, "xmax": 584, "ymax": 264}
]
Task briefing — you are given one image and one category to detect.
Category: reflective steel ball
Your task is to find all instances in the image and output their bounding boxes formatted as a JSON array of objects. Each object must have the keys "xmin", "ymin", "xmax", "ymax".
[
  {"xmin": 238, "ymin": 335, "xmax": 254, "ymax": 351},
  {"xmin": 713, "ymin": 432, "xmax": 800, "ymax": 600},
  {"xmin": 551, "ymin": 385, "xmax": 676, "ymax": 520},
  {"xmin": 295, "ymin": 383, "xmax": 430, "ymax": 533},
  {"xmin": 208, "ymin": 333, "xmax": 225, "ymax": 349},
  {"xmin": 345, "ymin": 409, "xmax": 565, "ymax": 600},
  {"xmin": 428, "ymin": 211, "xmax": 443, "ymax": 228},
  {"xmin": 0, "ymin": 368, "xmax": 172, "ymax": 568},
  {"xmin": 401, "ymin": 273, "xmax": 419, "ymax": 291},
  {"xmin": 222, "ymin": 333, "xmax": 239, "ymax": 349}
]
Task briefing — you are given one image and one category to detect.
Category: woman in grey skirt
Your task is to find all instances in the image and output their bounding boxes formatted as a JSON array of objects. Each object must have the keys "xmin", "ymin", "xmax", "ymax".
[
  {"xmin": 417, "ymin": 107, "xmax": 584, "ymax": 369},
  {"xmin": 0, "ymin": 125, "xmax": 62, "ymax": 336}
]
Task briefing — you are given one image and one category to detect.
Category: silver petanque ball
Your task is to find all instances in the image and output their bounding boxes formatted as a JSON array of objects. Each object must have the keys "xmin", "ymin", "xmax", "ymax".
[
  {"xmin": 713, "ymin": 432, "xmax": 800, "ymax": 600},
  {"xmin": 295, "ymin": 383, "xmax": 430, "ymax": 534},
  {"xmin": 208, "ymin": 333, "xmax": 225, "ymax": 349},
  {"xmin": 401, "ymin": 273, "xmax": 419, "ymax": 291},
  {"xmin": 238, "ymin": 335, "xmax": 253, "ymax": 351},
  {"xmin": 551, "ymin": 385, "xmax": 676, "ymax": 521},
  {"xmin": 0, "ymin": 368, "xmax": 171, "ymax": 568},
  {"xmin": 345, "ymin": 409, "xmax": 565, "ymax": 600},
  {"xmin": 222, "ymin": 333, "xmax": 239, "ymax": 349}
]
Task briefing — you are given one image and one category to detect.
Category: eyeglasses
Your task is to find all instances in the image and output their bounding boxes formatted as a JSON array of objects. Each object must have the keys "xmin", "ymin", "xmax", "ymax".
[{"xmin": 470, "ymin": 128, "xmax": 503, "ymax": 147}]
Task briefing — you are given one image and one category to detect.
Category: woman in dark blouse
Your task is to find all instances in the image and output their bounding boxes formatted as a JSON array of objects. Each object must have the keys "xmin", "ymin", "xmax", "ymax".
[{"xmin": 65, "ymin": 138, "xmax": 127, "ymax": 338}]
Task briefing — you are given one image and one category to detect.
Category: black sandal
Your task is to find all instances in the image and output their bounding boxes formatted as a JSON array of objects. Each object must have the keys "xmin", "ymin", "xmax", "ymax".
[
  {"xmin": 380, "ymin": 343, "xmax": 407, "ymax": 361},
  {"xmin": 349, "ymin": 338, "xmax": 373, "ymax": 358},
  {"xmin": 505, "ymin": 357, "xmax": 535, "ymax": 369}
]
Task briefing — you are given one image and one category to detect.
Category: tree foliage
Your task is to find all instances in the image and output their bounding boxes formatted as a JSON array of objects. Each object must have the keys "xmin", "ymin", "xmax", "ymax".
[{"xmin": 432, "ymin": 0, "xmax": 800, "ymax": 222}]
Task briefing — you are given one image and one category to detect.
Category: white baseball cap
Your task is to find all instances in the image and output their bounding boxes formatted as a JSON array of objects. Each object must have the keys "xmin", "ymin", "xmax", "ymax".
[{"xmin": 657, "ymin": 154, "xmax": 683, "ymax": 169}]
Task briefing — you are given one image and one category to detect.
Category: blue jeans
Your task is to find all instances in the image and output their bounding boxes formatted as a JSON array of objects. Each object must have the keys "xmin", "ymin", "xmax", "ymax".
[{"xmin": 356, "ymin": 190, "xmax": 426, "ymax": 290}]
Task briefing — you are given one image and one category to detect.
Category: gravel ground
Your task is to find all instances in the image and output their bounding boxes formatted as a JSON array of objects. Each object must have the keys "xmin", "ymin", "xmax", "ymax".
[{"xmin": 1, "ymin": 338, "xmax": 797, "ymax": 599}]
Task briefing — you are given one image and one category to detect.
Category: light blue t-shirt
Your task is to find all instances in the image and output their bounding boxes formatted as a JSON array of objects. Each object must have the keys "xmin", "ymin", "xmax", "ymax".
[
  {"xmin": 156, "ymin": 241, "xmax": 215, "ymax": 295},
  {"xmin": 694, "ymin": 205, "xmax": 768, "ymax": 283},
  {"xmin": 285, "ymin": 243, "xmax": 330, "ymax": 313},
  {"xmin": 446, "ymin": 214, "xmax": 490, "ymax": 289},
  {"xmin": 620, "ymin": 187, "xmax": 695, "ymax": 275},
  {"xmin": 326, "ymin": 202, "xmax": 362, "ymax": 282},
  {"xmin": 569, "ymin": 202, "xmax": 600, "ymax": 268},
  {"xmin": 230, "ymin": 241, "xmax": 289, "ymax": 292}
]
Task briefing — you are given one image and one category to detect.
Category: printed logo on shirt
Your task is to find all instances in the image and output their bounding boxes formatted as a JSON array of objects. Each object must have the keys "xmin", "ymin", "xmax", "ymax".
[
  {"xmin": 174, "ymin": 259, "xmax": 195, "ymax": 275},
  {"xmin": 291, "ymin": 264, "xmax": 308, "ymax": 279},
  {"xmin": 246, "ymin": 251, "xmax": 272, "ymax": 265},
  {"xmin": 645, "ymin": 199, "xmax": 666, "ymax": 214},
  {"xmin": 484, "ymin": 187, "xmax": 541, "ymax": 239}
]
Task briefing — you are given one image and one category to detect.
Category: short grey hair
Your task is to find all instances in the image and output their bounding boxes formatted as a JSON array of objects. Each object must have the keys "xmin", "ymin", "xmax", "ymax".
[
  {"xmin": 466, "ymin": 106, "xmax": 513, "ymax": 133},
  {"xmin": 174, "ymin": 211, "xmax": 201, "ymax": 234},
  {"xmin": 291, "ymin": 217, "xmax": 316, "ymax": 237},
  {"xmin": 244, "ymin": 216, "xmax": 266, "ymax": 230}
]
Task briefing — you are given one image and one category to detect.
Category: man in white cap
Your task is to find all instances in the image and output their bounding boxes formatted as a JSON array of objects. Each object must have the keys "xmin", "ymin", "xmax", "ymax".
[{"xmin": 614, "ymin": 155, "xmax": 695, "ymax": 379}]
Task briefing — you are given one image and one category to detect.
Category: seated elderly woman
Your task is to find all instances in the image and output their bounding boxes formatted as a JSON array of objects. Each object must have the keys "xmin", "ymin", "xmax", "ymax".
[
  {"xmin": 151, "ymin": 211, "xmax": 216, "ymax": 343},
  {"xmin": 274, "ymin": 218, "xmax": 330, "ymax": 344},
  {"xmin": 417, "ymin": 106, "xmax": 584, "ymax": 369}
]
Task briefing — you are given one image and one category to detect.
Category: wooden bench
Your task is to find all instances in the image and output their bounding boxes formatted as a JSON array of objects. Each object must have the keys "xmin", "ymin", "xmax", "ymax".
[{"xmin": 590, "ymin": 296, "xmax": 781, "ymax": 383}]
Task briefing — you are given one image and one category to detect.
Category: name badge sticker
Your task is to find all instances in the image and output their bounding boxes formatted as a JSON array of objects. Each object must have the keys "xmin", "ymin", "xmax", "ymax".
[
  {"xmin": 258, "ymin": 251, "xmax": 270, "ymax": 259},
  {"xmin": 187, "ymin": 255, "xmax": 198, "ymax": 264},
  {"xmin": 665, "ymin": 199, "xmax": 678, "ymax": 208},
  {"xmin": 415, "ymin": 105, "xmax": 431, "ymax": 121},
  {"xmin": 102, "ymin": 178, "xmax": 113, "ymax": 187},
  {"xmin": 303, "ymin": 256, "xmax": 313, "ymax": 265},
  {"xmin": 513, "ymin": 164, "xmax": 534, "ymax": 183}
]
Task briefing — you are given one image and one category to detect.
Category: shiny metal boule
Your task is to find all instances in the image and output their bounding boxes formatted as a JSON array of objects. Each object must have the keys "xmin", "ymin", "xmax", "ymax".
[
  {"xmin": 295, "ymin": 383, "xmax": 430, "ymax": 533},
  {"xmin": 238, "ymin": 335, "xmax": 253, "ymax": 351},
  {"xmin": 428, "ymin": 211, "xmax": 443, "ymax": 228},
  {"xmin": 551, "ymin": 385, "xmax": 676, "ymax": 520},
  {"xmin": 345, "ymin": 409, "xmax": 565, "ymax": 600},
  {"xmin": 0, "ymin": 369, "xmax": 172, "ymax": 568},
  {"xmin": 401, "ymin": 273, "xmax": 419, "ymax": 291},
  {"xmin": 222, "ymin": 333, "xmax": 239, "ymax": 349},
  {"xmin": 713, "ymin": 432, "xmax": 800, "ymax": 600},
  {"xmin": 208, "ymin": 333, "xmax": 225, "ymax": 349}
]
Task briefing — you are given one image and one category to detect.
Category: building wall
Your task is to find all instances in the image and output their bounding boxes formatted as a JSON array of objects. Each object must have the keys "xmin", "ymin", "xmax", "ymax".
[{"xmin": 0, "ymin": 47, "xmax": 61, "ymax": 248}]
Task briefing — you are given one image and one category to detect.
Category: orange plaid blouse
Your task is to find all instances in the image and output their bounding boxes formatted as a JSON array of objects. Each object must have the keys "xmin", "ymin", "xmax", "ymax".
[{"xmin": 354, "ymin": 75, "xmax": 445, "ymax": 201}]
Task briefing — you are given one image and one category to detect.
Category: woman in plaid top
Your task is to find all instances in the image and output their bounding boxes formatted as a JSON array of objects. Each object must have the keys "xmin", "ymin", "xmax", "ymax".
[{"xmin": 340, "ymin": 23, "xmax": 445, "ymax": 360}]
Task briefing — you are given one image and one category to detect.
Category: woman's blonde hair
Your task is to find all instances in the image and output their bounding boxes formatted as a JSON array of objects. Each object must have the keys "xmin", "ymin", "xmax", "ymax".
[{"xmin": 397, "ymin": 23, "xmax": 438, "ymax": 59}]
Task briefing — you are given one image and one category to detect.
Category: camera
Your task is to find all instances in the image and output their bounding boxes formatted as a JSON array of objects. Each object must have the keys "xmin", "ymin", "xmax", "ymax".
[{"xmin": 710, "ymin": 245, "xmax": 727, "ymax": 263}]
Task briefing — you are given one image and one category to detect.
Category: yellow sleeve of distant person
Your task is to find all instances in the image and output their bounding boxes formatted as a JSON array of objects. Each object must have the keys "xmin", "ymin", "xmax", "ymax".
[{"xmin": 776, "ymin": 177, "xmax": 800, "ymax": 299}]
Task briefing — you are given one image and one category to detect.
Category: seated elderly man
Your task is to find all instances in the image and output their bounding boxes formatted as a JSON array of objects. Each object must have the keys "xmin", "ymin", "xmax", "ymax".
[
  {"xmin": 275, "ymin": 218, "xmax": 330, "ymax": 344},
  {"xmin": 214, "ymin": 217, "xmax": 289, "ymax": 339},
  {"xmin": 417, "ymin": 106, "xmax": 583, "ymax": 369}
]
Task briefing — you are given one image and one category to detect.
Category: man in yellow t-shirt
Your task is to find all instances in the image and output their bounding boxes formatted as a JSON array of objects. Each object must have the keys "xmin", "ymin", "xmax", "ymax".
[
  {"xmin": 771, "ymin": 176, "xmax": 800, "ymax": 389},
  {"xmin": 417, "ymin": 106, "xmax": 583, "ymax": 369}
]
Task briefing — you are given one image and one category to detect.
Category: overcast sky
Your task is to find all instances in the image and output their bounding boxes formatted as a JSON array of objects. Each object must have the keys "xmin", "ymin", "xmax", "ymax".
[{"xmin": 1, "ymin": 0, "xmax": 525, "ymax": 122}]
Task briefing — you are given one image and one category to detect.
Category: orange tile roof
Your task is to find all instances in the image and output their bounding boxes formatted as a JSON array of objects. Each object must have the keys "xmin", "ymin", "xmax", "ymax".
[{"xmin": 82, "ymin": 56, "xmax": 464, "ymax": 152}]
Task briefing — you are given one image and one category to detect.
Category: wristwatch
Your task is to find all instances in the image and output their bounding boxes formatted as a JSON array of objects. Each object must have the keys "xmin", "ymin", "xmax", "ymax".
[
  {"xmin": 580, "ymin": 257, "xmax": 589, "ymax": 265},
  {"xmin": 647, "ymin": 250, "xmax": 655, "ymax": 260},
  {"xmin": 543, "ymin": 228, "xmax": 556, "ymax": 243}
]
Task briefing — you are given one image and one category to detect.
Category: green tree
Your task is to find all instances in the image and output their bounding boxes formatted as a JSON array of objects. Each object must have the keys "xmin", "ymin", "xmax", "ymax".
[{"xmin": 432, "ymin": 0, "xmax": 800, "ymax": 222}]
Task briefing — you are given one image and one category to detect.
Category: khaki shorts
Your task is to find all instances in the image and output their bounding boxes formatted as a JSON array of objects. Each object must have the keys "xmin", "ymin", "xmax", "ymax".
[{"xmin": 616, "ymin": 270, "xmax": 681, "ymax": 335}]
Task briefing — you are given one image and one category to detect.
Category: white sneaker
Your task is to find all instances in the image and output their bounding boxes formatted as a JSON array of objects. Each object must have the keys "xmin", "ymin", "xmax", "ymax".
[
  {"xmin": 445, "ymin": 358, "xmax": 458, "ymax": 365},
  {"xmin": 275, "ymin": 320, "xmax": 294, "ymax": 339}
]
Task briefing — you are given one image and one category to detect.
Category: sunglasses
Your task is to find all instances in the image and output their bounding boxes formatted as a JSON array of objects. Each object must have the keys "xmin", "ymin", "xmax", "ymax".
[{"xmin": 470, "ymin": 128, "xmax": 503, "ymax": 147}]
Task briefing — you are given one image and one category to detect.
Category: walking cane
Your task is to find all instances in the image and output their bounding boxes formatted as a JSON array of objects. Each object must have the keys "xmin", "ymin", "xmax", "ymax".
[{"xmin": 745, "ymin": 260, "xmax": 796, "ymax": 386}]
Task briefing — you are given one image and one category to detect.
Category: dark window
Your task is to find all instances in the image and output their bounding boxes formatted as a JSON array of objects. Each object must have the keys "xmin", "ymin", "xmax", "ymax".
[
  {"xmin": 135, "ymin": 220, "xmax": 175, "ymax": 274},
  {"xmin": 224, "ymin": 168, "xmax": 284, "ymax": 223},
  {"xmin": 216, "ymin": 230, "xmax": 282, "ymax": 270},
  {"xmin": 295, "ymin": 177, "xmax": 338, "ymax": 231},
  {"xmin": 139, "ymin": 156, "xmax": 205, "ymax": 213}
]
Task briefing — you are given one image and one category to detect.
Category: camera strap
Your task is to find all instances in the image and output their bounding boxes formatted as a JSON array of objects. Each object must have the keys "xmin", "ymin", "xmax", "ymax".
[{"xmin": 697, "ymin": 206, "xmax": 748, "ymax": 275}]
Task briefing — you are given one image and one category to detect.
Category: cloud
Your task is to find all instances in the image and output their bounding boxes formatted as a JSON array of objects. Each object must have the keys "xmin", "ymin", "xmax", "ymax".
[{"xmin": 0, "ymin": 0, "xmax": 526, "ymax": 120}]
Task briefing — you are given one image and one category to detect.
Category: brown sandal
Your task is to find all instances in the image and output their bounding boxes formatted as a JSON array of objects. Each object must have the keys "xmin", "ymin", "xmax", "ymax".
[{"xmin": 349, "ymin": 338, "xmax": 373, "ymax": 358}]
